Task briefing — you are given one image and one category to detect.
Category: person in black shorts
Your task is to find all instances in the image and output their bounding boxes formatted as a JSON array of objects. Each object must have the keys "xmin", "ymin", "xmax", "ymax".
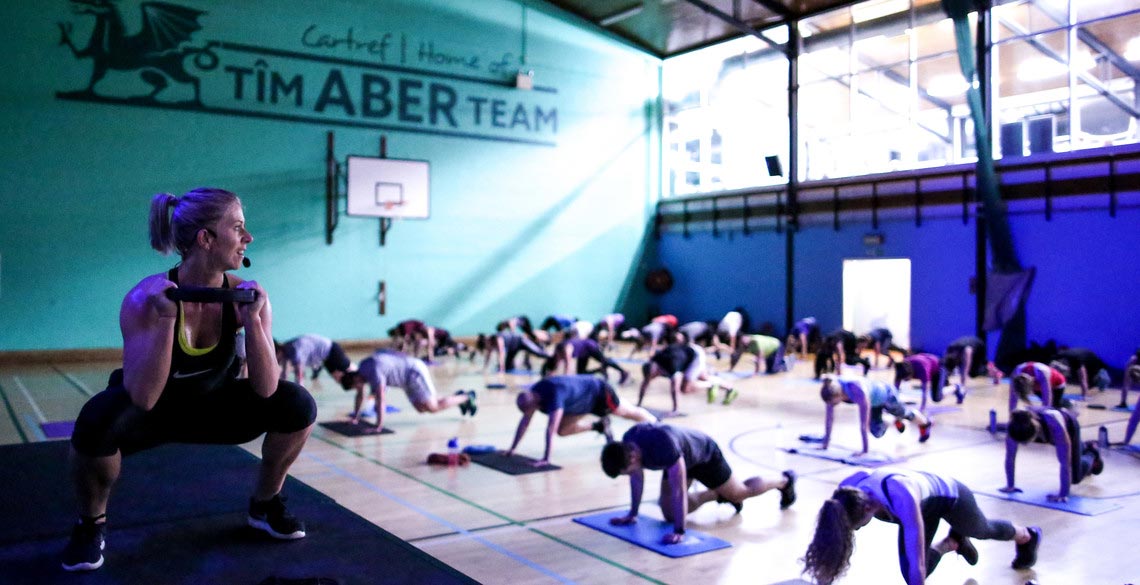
[
  {"xmin": 859, "ymin": 327, "xmax": 898, "ymax": 369},
  {"xmin": 543, "ymin": 328, "xmax": 629, "ymax": 384},
  {"xmin": 506, "ymin": 375, "xmax": 656, "ymax": 466},
  {"xmin": 638, "ymin": 342, "xmax": 735, "ymax": 412},
  {"xmin": 1002, "ymin": 406, "xmax": 1104, "ymax": 502},
  {"xmin": 601, "ymin": 423, "xmax": 796, "ymax": 543},
  {"xmin": 63, "ymin": 188, "xmax": 317, "ymax": 572},
  {"xmin": 942, "ymin": 336, "xmax": 991, "ymax": 401},
  {"xmin": 274, "ymin": 334, "xmax": 353, "ymax": 385},
  {"xmin": 1049, "ymin": 347, "xmax": 1108, "ymax": 399}
]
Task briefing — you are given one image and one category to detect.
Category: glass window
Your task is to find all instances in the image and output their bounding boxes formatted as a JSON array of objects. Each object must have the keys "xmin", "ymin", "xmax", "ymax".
[
  {"xmin": 993, "ymin": 1, "xmax": 1140, "ymax": 156},
  {"xmin": 662, "ymin": 31, "xmax": 789, "ymax": 197},
  {"xmin": 798, "ymin": 1, "xmax": 968, "ymax": 180}
]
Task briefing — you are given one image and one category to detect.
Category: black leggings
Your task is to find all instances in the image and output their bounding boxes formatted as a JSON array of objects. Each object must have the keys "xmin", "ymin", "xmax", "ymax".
[
  {"xmin": 905, "ymin": 481, "xmax": 1016, "ymax": 578},
  {"xmin": 576, "ymin": 348, "xmax": 627, "ymax": 380},
  {"xmin": 72, "ymin": 375, "xmax": 317, "ymax": 458}
]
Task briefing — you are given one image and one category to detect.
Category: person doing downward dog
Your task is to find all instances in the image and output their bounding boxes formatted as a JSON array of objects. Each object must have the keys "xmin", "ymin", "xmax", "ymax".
[
  {"xmin": 505, "ymin": 375, "xmax": 656, "ymax": 466},
  {"xmin": 601, "ymin": 423, "xmax": 796, "ymax": 544},
  {"xmin": 64, "ymin": 188, "xmax": 318, "ymax": 572},
  {"xmin": 340, "ymin": 349, "xmax": 476, "ymax": 431},
  {"xmin": 819, "ymin": 376, "xmax": 933, "ymax": 454},
  {"xmin": 803, "ymin": 468, "xmax": 1041, "ymax": 585}
]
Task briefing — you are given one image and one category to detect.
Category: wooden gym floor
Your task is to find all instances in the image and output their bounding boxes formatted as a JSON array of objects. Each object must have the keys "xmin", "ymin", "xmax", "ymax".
[{"xmin": 1, "ymin": 347, "xmax": 1137, "ymax": 584}]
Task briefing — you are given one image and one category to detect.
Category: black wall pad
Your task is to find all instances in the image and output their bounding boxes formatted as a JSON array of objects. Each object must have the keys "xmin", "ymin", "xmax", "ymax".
[
  {"xmin": 318, "ymin": 421, "xmax": 396, "ymax": 437},
  {"xmin": 468, "ymin": 451, "xmax": 561, "ymax": 475},
  {"xmin": 0, "ymin": 441, "xmax": 476, "ymax": 585}
]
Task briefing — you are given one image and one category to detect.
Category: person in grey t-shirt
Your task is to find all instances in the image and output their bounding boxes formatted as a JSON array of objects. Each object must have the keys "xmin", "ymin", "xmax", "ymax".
[
  {"xmin": 339, "ymin": 349, "xmax": 475, "ymax": 431},
  {"xmin": 275, "ymin": 334, "xmax": 353, "ymax": 385}
]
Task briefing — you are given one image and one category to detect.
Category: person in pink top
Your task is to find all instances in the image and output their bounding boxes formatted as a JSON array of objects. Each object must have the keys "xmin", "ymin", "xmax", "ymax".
[
  {"xmin": 894, "ymin": 353, "xmax": 946, "ymax": 413},
  {"xmin": 1009, "ymin": 362, "xmax": 1069, "ymax": 411}
]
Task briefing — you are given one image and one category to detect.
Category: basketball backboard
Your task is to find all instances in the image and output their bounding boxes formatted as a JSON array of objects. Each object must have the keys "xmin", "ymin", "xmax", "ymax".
[{"xmin": 346, "ymin": 155, "xmax": 430, "ymax": 219}]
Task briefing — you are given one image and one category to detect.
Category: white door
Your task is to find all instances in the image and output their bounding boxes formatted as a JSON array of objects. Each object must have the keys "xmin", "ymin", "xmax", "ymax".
[{"xmin": 842, "ymin": 258, "xmax": 911, "ymax": 350}]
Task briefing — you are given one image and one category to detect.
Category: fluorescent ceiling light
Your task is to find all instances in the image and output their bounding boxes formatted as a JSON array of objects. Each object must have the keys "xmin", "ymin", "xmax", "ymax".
[
  {"xmin": 926, "ymin": 74, "xmax": 970, "ymax": 97},
  {"xmin": 852, "ymin": 0, "xmax": 909, "ymax": 24},
  {"xmin": 1126, "ymin": 36, "xmax": 1140, "ymax": 61},
  {"xmin": 1016, "ymin": 52, "xmax": 1095, "ymax": 82}
]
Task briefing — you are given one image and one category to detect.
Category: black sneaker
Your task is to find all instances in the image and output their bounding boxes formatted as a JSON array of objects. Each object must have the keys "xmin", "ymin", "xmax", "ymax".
[
  {"xmin": 249, "ymin": 494, "xmax": 306, "ymax": 540},
  {"xmin": 1011, "ymin": 526, "xmax": 1041, "ymax": 569},
  {"xmin": 61, "ymin": 517, "xmax": 105, "ymax": 571},
  {"xmin": 950, "ymin": 530, "xmax": 978, "ymax": 565},
  {"xmin": 716, "ymin": 495, "xmax": 744, "ymax": 514},
  {"xmin": 592, "ymin": 416, "xmax": 613, "ymax": 441},
  {"xmin": 466, "ymin": 390, "xmax": 478, "ymax": 417},
  {"xmin": 1085, "ymin": 441, "xmax": 1104, "ymax": 475},
  {"xmin": 779, "ymin": 469, "xmax": 797, "ymax": 509},
  {"xmin": 456, "ymin": 390, "xmax": 471, "ymax": 416}
]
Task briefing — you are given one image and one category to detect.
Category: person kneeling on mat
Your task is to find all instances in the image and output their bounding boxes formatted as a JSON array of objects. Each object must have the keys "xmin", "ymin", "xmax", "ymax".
[
  {"xmin": 1002, "ymin": 407, "xmax": 1104, "ymax": 502},
  {"xmin": 275, "ymin": 334, "xmax": 354, "ymax": 385},
  {"xmin": 340, "ymin": 349, "xmax": 476, "ymax": 431},
  {"xmin": 64, "ymin": 188, "xmax": 318, "ymax": 572},
  {"xmin": 601, "ymin": 423, "xmax": 796, "ymax": 544},
  {"xmin": 803, "ymin": 468, "xmax": 1041, "ymax": 585},
  {"xmin": 820, "ymin": 376, "xmax": 933, "ymax": 455},
  {"xmin": 505, "ymin": 375, "xmax": 656, "ymax": 466}
]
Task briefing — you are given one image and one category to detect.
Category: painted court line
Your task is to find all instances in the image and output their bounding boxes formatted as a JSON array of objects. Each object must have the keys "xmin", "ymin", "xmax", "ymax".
[
  {"xmin": 11, "ymin": 376, "xmax": 47, "ymax": 424},
  {"xmin": 310, "ymin": 434, "xmax": 667, "ymax": 585},
  {"xmin": 0, "ymin": 379, "xmax": 30, "ymax": 444},
  {"xmin": 303, "ymin": 451, "xmax": 577, "ymax": 585},
  {"xmin": 53, "ymin": 366, "xmax": 94, "ymax": 397}
]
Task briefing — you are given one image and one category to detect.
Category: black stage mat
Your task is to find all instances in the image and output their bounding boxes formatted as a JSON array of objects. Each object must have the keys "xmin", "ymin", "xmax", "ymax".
[
  {"xmin": 468, "ymin": 451, "xmax": 561, "ymax": 475},
  {"xmin": 318, "ymin": 421, "xmax": 396, "ymax": 437},
  {"xmin": 644, "ymin": 408, "xmax": 687, "ymax": 420},
  {"xmin": 0, "ymin": 441, "xmax": 476, "ymax": 585}
]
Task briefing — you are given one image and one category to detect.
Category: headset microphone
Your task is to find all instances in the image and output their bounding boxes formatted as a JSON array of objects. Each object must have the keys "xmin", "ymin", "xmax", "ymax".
[{"xmin": 242, "ymin": 257, "xmax": 251, "ymax": 268}]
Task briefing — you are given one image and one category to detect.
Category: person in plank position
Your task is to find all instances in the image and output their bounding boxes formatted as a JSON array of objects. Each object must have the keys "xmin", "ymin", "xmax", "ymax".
[
  {"xmin": 601, "ymin": 422, "xmax": 796, "ymax": 544},
  {"xmin": 803, "ymin": 468, "xmax": 1041, "ymax": 585},
  {"xmin": 505, "ymin": 375, "xmax": 656, "ymax": 466}
]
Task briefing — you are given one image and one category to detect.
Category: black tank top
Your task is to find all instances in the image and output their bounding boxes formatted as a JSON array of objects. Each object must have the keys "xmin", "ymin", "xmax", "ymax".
[{"xmin": 163, "ymin": 268, "xmax": 241, "ymax": 398}]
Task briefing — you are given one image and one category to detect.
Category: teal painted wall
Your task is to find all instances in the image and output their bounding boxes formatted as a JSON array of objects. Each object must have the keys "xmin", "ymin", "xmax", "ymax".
[{"xmin": 0, "ymin": 0, "xmax": 661, "ymax": 351}]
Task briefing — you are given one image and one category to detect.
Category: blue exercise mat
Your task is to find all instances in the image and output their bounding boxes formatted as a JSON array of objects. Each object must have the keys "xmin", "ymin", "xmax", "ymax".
[
  {"xmin": 485, "ymin": 382, "xmax": 508, "ymax": 389},
  {"xmin": 924, "ymin": 405, "xmax": 962, "ymax": 415},
  {"xmin": 976, "ymin": 487, "xmax": 1121, "ymax": 516},
  {"xmin": 40, "ymin": 420, "xmax": 75, "ymax": 439},
  {"xmin": 783, "ymin": 445, "xmax": 901, "ymax": 467},
  {"xmin": 504, "ymin": 369, "xmax": 537, "ymax": 375},
  {"xmin": 573, "ymin": 511, "xmax": 731, "ymax": 558}
]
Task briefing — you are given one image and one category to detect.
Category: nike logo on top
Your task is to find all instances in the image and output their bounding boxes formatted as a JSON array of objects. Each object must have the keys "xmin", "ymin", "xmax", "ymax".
[{"xmin": 172, "ymin": 369, "xmax": 212, "ymax": 379}]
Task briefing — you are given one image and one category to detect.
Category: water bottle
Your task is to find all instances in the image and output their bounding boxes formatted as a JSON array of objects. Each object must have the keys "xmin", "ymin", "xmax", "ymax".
[
  {"xmin": 988, "ymin": 409, "xmax": 997, "ymax": 434},
  {"xmin": 447, "ymin": 437, "xmax": 460, "ymax": 466}
]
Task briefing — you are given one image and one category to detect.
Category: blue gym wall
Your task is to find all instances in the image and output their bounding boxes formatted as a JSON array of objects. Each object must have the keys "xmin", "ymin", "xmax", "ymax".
[
  {"xmin": 656, "ymin": 188, "xmax": 1140, "ymax": 370},
  {"xmin": 656, "ymin": 229, "xmax": 787, "ymax": 333},
  {"xmin": 1000, "ymin": 203, "xmax": 1140, "ymax": 370},
  {"xmin": 0, "ymin": 0, "xmax": 662, "ymax": 351}
]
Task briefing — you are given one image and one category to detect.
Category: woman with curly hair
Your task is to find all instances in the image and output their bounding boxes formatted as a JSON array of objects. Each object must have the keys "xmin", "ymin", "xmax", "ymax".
[{"xmin": 803, "ymin": 468, "xmax": 1040, "ymax": 585}]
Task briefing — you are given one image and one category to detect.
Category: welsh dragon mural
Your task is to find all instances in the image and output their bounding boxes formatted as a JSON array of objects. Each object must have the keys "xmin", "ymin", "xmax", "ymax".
[{"xmin": 57, "ymin": 0, "xmax": 216, "ymax": 104}]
